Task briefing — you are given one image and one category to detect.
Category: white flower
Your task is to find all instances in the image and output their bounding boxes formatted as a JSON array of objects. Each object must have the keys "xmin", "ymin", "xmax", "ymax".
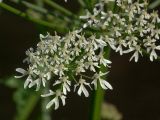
[
  {"xmin": 41, "ymin": 90, "xmax": 66, "ymax": 110},
  {"xmin": 28, "ymin": 72, "xmax": 51, "ymax": 91},
  {"xmin": 53, "ymin": 76, "xmax": 71, "ymax": 95},
  {"xmin": 85, "ymin": 60, "xmax": 99, "ymax": 72},
  {"xmin": 24, "ymin": 75, "xmax": 33, "ymax": 89},
  {"xmin": 74, "ymin": 78, "xmax": 91, "ymax": 97},
  {"xmin": 146, "ymin": 44, "xmax": 160, "ymax": 61},
  {"xmin": 15, "ymin": 68, "xmax": 28, "ymax": 78},
  {"xmin": 151, "ymin": 11, "xmax": 160, "ymax": 23},
  {"xmin": 104, "ymin": 35, "xmax": 116, "ymax": 50},
  {"xmin": 75, "ymin": 60, "xmax": 86, "ymax": 74},
  {"xmin": 28, "ymin": 78, "xmax": 41, "ymax": 91},
  {"xmin": 125, "ymin": 45, "xmax": 142, "ymax": 62},
  {"xmin": 54, "ymin": 63, "xmax": 68, "ymax": 76},
  {"xmin": 98, "ymin": 51, "xmax": 112, "ymax": 67},
  {"xmin": 15, "ymin": 67, "xmax": 35, "ymax": 89},
  {"xmin": 151, "ymin": 29, "xmax": 160, "ymax": 39},
  {"xmin": 80, "ymin": 8, "xmax": 100, "ymax": 28},
  {"xmin": 115, "ymin": 39, "xmax": 127, "ymax": 55},
  {"xmin": 92, "ymin": 71, "xmax": 113, "ymax": 90}
]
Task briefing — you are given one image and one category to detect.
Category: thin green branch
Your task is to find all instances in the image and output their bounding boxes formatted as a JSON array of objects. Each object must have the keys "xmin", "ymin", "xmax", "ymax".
[
  {"xmin": 0, "ymin": 3, "xmax": 67, "ymax": 32},
  {"xmin": 78, "ymin": 0, "xmax": 86, "ymax": 8},
  {"xmin": 22, "ymin": 1, "xmax": 70, "ymax": 21},
  {"xmin": 149, "ymin": 0, "xmax": 160, "ymax": 9},
  {"xmin": 43, "ymin": 0, "xmax": 76, "ymax": 18},
  {"xmin": 22, "ymin": 1, "xmax": 48, "ymax": 14}
]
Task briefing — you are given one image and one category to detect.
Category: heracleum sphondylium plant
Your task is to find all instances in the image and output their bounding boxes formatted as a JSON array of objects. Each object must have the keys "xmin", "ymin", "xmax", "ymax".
[{"xmin": 15, "ymin": 0, "xmax": 160, "ymax": 110}]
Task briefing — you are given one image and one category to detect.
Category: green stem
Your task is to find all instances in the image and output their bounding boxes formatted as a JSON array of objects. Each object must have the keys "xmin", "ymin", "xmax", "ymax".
[
  {"xmin": 149, "ymin": 0, "xmax": 160, "ymax": 9},
  {"xmin": 43, "ymin": 0, "xmax": 75, "ymax": 17},
  {"xmin": 91, "ymin": 85, "xmax": 105, "ymax": 120},
  {"xmin": 41, "ymin": 87, "xmax": 51, "ymax": 120},
  {"xmin": 21, "ymin": 1, "xmax": 48, "ymax": 14},
  {"xmin": 78, "ymin": 0, "xmax": 86, "ymax": 7},
  {"xmin": 16, "ymin": 92, "xmax": 40, "ymax": 120},
  {"xmin": 0, "ymin": 3, "xmax": 66, "ymax": 32},
  {"xmin": 91, "ymin": 47, "xmax": 111, "ymax": 120}
]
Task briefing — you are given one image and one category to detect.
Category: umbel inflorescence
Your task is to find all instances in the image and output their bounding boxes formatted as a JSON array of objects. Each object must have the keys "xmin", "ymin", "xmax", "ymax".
[{"xmin": 15, "ymin": 0, "xmax": 160, "ymax": 110}]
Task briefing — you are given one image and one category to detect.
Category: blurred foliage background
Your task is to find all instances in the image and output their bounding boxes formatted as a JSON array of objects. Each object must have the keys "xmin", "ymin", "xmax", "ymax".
[{"xmin": 0, "ymin": 0, "xmax": 160, "ymax": 120}]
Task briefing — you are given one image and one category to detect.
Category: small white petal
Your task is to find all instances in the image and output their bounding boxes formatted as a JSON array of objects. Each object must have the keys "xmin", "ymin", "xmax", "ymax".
[
  {"xmin": 42, "ymin": 78, "xmax": 46, "ymax": 87},
  {"xmin": 81, "ymin": 85, "xmax": 89, "ymax": 97},
  {"xmin": 91, "ymin": 80, "xmax": 97, "ymax": 90},
  {"xmin": 150, "ymin": 50, "xmax": 157, "ymax": 61},
  {"xmin": 15, "ymin": 68, "xmax": 27, "ymax": 78},
  {"xmin": 46, "ymin": 99, "xmax": 54, "ymax": 109},
  {"xmin": 41, "ymin": 90, "xmax": 54, "ymax": 97},
  {"xmin": 102, "ymin": 80, "xmax": 113, "ymax": 90},
  {"xmin": 99, "ymin": 80, "xmax": 108, "ymax": 89},
  {"xmin": 77, "ymin": 85, "xmax": 82, "ymax": 96},
  {"xmin": 24, "ymin": 76, "xmax": 32, "ymax": 89},
  {"xmin": 60, "ymin": 96, "xmax": 66, "ymax": 106},
  {"xmin": 54, "ymin": 97, "xmax": 59, "ymax": 110},
  {"xmin": 29, "ymin": 79, "xmax": 41, "ymax": 91},
  {"xmin": 63, "ymin": 85, "xmax": 67, "ymax": 95},
  {"xmin": 156, "ymin": 46, "xmax": 160, "ymax": 50}
]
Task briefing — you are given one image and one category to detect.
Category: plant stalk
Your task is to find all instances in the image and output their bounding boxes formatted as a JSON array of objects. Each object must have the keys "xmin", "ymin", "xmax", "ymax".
[
  {"xmin": 43, "ymin": 0, "xmax": 75, "ymax": 17},
  {"xmin": 0, "ymin": 3, "xmax": 66, "ymax": 32},
  {"xmin": 41, "ymin": 86, "xmax": 51, "ymax": 120},
  {"xmin": 90, "ymin": 47, "xmax": 111, "ymax": 120}
]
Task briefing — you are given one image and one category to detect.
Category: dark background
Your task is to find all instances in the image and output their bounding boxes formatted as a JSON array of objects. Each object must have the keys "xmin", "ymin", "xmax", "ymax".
[{"xmin": 0, "ymin": 1, "xmax": 160, "ymax": 120}]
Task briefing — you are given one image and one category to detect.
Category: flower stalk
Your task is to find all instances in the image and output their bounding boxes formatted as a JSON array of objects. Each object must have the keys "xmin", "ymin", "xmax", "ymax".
[{"xmin": 91, "ymin": 47, "xmax": 111, "ymax": 120}]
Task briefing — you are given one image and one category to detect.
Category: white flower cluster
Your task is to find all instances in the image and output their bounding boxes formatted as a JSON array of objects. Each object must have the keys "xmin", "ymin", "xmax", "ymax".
[
  {"xmin": 15, "ymin": 30, "xmax": 112, "ymax": 109},
  {"xmin": 15, "ymin": 0, "xmax": 160, "ymax": 110},
  {"xmin": 81, "ymin": 0, "xmax": 160, "ymax": 62}
]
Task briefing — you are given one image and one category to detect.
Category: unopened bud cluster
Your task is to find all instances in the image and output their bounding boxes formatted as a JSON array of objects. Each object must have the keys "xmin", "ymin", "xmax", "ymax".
[{"xmin": 15, "ymin": 0, "xmax": 160, "ymax": 109}]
